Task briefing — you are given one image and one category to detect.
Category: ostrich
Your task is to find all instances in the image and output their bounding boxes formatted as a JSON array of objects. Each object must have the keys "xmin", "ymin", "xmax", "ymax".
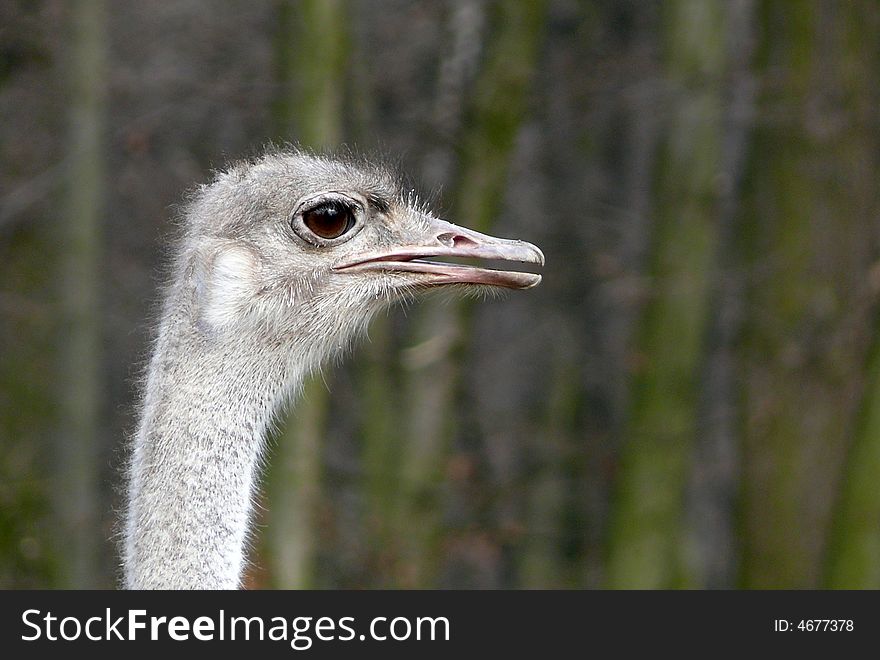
[{"xmin": 123, "ymin": 149, "xmax": 543, "ymax": 589}]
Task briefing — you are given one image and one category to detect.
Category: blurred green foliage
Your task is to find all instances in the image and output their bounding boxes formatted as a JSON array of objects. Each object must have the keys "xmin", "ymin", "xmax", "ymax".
[{"xmin": 1, "ymin": 0, "xmax": 879, "ymax": 589}]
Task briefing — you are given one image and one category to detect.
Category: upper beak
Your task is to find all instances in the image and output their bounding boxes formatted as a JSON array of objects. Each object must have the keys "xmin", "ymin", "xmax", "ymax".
[{"xmin": 332, "ymin": 217, "xmax": 544, "ymax": 290}]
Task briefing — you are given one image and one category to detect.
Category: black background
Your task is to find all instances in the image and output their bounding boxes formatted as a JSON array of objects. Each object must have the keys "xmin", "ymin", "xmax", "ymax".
[{"xmin": 2, "ymin": 591, "xmax": 874, "ymax": 656}]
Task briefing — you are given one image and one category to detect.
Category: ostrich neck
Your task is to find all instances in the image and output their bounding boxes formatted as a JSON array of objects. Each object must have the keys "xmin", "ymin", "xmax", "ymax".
[{"xmin": 124, "ymin": 316, "xmax": 305, "ymax": 589}]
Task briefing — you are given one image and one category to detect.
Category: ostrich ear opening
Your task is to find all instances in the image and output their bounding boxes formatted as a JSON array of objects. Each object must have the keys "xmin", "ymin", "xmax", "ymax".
[{"xmin": 192, "ymin": 244, "xmax": 261, "ymax": 332}]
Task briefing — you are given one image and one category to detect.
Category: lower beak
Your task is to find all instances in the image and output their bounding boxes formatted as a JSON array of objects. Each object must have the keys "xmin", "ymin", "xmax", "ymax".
[{"xmin": 332, "ymin": 218, "xmax": 544, "ymax": 290}]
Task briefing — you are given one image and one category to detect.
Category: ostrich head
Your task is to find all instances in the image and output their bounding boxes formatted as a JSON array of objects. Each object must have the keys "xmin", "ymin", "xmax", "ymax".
[
  {"xmin": 125, "ymin": 149, "xmax": 543, "ymax": 589},
  {"xmin": 182, "ymin": 150, "xmax": 543, "ymax": 358}
]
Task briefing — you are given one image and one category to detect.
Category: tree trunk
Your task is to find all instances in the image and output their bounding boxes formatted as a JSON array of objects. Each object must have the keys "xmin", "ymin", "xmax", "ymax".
[
  {"xmin": 606, "ymin": 0, "xmax": 728, "ymax": 589},
  {"xmin": 264, "ymin": 0, "xmax": 347, "ymax": 589},
  {"xmin": 396, "ymin": 0, "xmax": 547, "ymax": 586},
  {"xmin": 825, "ymin": 312, "xmax": 880, "ymax": 587},
  {"xmin": 738, "ymin": 0, "xmax": 878, "ymax": 588},
  {"xmin": 681, "ymin": 0, "xmax": 756, "ymax": 589},
  {"xmin": 820, "ymin": 1, "xmax": 880, "ymax": 591},
  {"xmin": 56, "ymin": 0, "xmax": 106, "ymax": 589}
]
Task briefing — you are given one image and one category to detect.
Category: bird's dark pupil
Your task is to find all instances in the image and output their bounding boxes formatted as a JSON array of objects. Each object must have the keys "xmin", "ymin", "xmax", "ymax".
[{"xmin": 303, "ymin": 201, "xmax": 353, "ymax": 239}]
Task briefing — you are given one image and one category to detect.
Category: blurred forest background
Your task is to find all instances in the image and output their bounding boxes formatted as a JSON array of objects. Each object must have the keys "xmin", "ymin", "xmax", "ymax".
[{"xmin": 2, "ymin": 0, "xmax": 880, "ymax": 589}]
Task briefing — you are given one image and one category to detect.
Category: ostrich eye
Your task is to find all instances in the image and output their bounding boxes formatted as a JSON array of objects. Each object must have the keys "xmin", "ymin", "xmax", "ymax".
[{"xmin": 301, "ymin": 200, "xmax": 356, "ymax": 240}]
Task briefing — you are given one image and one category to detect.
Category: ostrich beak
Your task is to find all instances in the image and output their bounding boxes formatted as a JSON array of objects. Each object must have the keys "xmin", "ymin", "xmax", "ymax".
[{"xmin": 333, "ymin": 218, "xmax": 544, "ymax": 289}]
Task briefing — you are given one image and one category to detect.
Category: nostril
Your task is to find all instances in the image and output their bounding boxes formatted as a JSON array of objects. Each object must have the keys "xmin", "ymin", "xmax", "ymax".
[{"xmin": 437, "ymin": 232, "xmax": 479, "ymax": 249}]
